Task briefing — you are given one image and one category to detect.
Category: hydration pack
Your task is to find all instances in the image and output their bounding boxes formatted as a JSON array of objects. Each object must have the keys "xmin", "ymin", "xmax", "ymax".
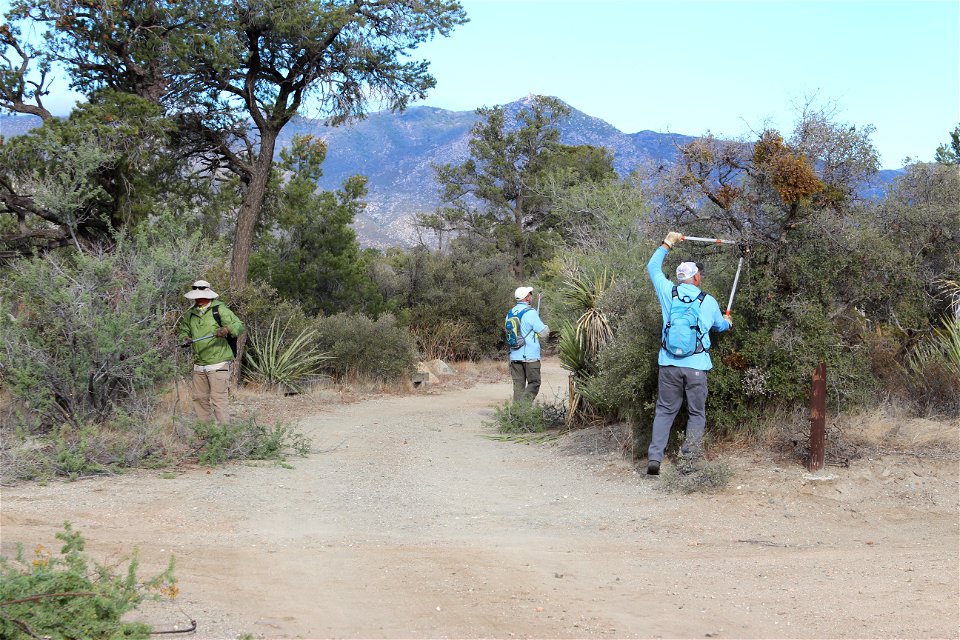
[
  {"xmin": 662, "ymin": 286, "xmax": 706, "ymax": 358},
  {"xmin": 504, "ymin": 307, "xmax": 533, "ymax": 350}
]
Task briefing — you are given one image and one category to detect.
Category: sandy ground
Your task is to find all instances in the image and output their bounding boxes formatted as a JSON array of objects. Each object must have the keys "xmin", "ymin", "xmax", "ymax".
[{"xmin": 1, "ymin": 358, "xmax": 958, "ymax": 639}]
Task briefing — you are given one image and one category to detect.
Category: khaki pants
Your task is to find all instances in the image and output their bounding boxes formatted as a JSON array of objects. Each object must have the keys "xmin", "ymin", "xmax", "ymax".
[
  {"xmin": 191, "ymin": 369, "xmax": 231, "ymax": 424},
  {"xmin": 509, "ymin": 360, "xmax": 541, "ymax": 402}
]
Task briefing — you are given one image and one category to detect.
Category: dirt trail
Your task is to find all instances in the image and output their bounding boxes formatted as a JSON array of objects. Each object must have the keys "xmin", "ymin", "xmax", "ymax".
[{"xmin": 2, "ymin": 358, "xmax": 958, "ymax": 639}]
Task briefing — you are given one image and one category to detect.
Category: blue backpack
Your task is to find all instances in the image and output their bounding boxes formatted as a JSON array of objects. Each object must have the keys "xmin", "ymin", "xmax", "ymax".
[
  {"xmin": 505, "ymin": 307, "xmax": 533, "ymax": 350},
  {"xmin": 662, "ymin": 286, "xmax": 706, "ymax": 358}
]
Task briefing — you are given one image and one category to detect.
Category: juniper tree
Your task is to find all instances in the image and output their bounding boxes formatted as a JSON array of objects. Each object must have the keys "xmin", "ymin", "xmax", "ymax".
[
  {"xmin": 430, "ymin": 95, "xmax": 615, "ymax": 279},
  {"xmin": 3, "ymin": 0, "xmax": 467, "ymax": 286}
]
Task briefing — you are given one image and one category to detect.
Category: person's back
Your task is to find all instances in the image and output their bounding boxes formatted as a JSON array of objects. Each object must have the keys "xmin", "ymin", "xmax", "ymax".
[
  {"xmin": 645, "ymin": 233, "xmax": 731, "ymax": 475},
  {"xmin": 506, "ymin": 287, "xmax": 548, "ymax": 401},
  {"xmin": 648, "ymin": 256, "xmax": 724, "ymax": 371}
]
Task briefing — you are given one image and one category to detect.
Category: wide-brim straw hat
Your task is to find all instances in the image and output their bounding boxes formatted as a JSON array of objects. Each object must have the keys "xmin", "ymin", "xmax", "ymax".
[{"xmin": 184, "ymin": 279, "xmax": 219, "ymax": 300}]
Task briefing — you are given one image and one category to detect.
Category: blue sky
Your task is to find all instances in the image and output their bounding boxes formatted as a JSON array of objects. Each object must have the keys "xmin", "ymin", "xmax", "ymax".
[
  {"xmin": 6, "ymin": 0, "xmax": 959, "ymax": 169},
  {"xmin": 412, "ymin": 0, "xmax": 960, "ymax": 169}
]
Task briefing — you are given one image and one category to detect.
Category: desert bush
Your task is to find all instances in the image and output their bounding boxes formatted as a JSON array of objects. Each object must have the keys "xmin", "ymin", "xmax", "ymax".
[
  {"xmin": 312, "ymin": 312, "xmax": 416, "ymax": 381},
  {"xmin": 658, "ymin": 457, "xmax": 734, "ymax": 494},
  {"xmin": 377, "ymin": 239, "xmax": 516, "ymax": 359},
  {"xmin": 0, "ymin": 218, "xmax": 218, "ymax": 432},
  {"xmin": 409, "ymin": 317, "xmax": 480, "ymax": 361},
  {"xmin": 486, "ymin": 399, "xmax": 565, "ymax": 434},
  {"xmin": 243, "ymin": 316, "xmax": 331, "ymax": 393},
  {"xmin": 187, "ymin": 414, "xmax": 312, "ymax": 466},
  {"xmin": 0, "ymin": 522, "xmax": 177, "ymax": 640}
]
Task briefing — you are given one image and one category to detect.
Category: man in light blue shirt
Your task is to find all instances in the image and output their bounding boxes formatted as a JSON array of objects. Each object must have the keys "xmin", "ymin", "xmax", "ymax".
[
  {"xmin": 507, "ymin": 286, "xmax": 549, "ymax": 401},
  {"xmin": 646, "ymin": 232, "xmax": 732, "ymax": 475}
]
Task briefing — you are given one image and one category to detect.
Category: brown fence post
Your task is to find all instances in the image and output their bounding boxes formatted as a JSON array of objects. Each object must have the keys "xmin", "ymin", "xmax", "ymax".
[{"xmin": 809, "ymin": 361, "xmax": 826, "ymax": 472}]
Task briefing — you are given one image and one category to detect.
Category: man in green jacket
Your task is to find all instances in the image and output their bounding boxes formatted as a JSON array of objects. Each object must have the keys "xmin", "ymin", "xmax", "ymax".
[{"xmin": 177, "ymin": 280, "xmax": 244, "ymax": 424}]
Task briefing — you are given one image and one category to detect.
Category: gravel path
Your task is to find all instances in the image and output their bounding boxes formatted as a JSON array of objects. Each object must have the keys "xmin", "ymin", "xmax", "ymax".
[{"xmin": 2, "ymin": 358, "xmax": 958, "ymax": 639}]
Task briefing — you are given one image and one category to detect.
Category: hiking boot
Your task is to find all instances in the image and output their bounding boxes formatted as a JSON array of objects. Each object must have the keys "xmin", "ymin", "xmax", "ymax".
[{"xmin": 647, "ymin": 460, "xmax": 660, "ymax": 476}]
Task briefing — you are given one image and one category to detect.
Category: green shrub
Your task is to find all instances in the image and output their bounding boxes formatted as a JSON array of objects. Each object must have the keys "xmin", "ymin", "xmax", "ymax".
[
  {"xmin": 375, "ymin": 239, "xmax": 516, "ymax": 359},
  {"xmin": 577, "ymin": 294, "xmax": 661, "ymax": 454},
  {"xmin": 312, "ymin": 312, "xmax": 416, "ymax": 381},
  {"xmin": 188, "ymin": 414, "xmax": 312, "ymax": 466},
  {"xmin": 486, "ymin": 400, "xmax": 560, "ymax": 434},
  {"xmin": 1, "ymin": 416, "xmax": 172, "ymax": 483},
  {"xmin": 0, "ymin": 522, "xmax": 177, "ymax": 640},
  {"xmin": 0, "ymin": 218, "xmax": 218, "ymax": 431}
]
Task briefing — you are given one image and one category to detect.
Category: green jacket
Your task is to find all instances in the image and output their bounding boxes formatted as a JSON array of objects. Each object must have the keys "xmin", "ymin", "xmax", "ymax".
[{"xmin": 177, "ymin": 299, "xmax": 245, "ymax": 365}]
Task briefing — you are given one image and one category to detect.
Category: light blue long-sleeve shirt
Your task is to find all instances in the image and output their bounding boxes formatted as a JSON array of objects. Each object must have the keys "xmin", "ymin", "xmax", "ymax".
[
  {"xmin": 507, "ymin": 302, "xmax": 547, "ymax": 362},
  {"xmin": 648, "ymin": 246, "xmax": 730, "ymax": 370}
]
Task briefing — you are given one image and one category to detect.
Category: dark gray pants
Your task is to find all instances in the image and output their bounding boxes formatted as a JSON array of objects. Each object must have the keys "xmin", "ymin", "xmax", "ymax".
[
  {"xmin": 647, "ymin": 365, "xmax": 708, "ymax": 462},
  {"xmin": 510, "ymin": 360, "xmax": 541, "ymax": 402}
]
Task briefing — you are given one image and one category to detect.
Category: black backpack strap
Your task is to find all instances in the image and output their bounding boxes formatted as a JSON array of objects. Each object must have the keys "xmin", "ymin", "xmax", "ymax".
[{"xmin": 211, "ymin": 306, "xmax": 238, "ymax": 358}]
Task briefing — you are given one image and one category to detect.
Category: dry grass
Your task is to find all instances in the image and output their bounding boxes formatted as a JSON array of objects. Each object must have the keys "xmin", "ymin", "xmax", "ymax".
[
  {"xmin": 448, "ymin": 359, "xmax": 508, "ymax": 385},
  {"xmin": 765, "ymin": 402, "xmax": 959, "ymax": 466},
  {"xmin": 840, "ymin": 406, "xmax": 959, "ymax": 452}
]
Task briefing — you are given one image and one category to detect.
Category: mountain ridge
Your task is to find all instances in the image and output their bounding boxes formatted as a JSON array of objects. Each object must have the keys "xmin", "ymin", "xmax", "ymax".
[{"xmin": 0, "ymin": 100, "xmax": 902, "ymax": 247}]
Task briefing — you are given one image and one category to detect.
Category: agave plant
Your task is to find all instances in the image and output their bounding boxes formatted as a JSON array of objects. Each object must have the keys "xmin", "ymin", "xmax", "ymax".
[
  {"xmin": 942, "ymin": 278, "xmax": 960, "ymax": 319},
  {"xmin": 243, "ymin": 317, "xmax": 332, "ymax": 393},
  {"xmin": 560, "ymin": 268, "xmax": 614, "ymax": 371},
  {"xmin": 908, "ymin": 279, "xmax": 960, "ymax": 379},
  {"xmin": 558, "ymin": 268, "xmax": 615, "ymax": 425}
]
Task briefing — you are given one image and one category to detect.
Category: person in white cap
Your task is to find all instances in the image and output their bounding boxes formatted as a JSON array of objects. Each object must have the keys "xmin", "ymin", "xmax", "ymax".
[
  {"xmin": 176, "ymin": 280, "xmax": 244, "ymax": 424},
  {"xmin": 505, "ymin": 286, "xmax": 549, "ymax": 401},
  {"xmin": 645, "ymin": 232, "xmax": 732, "ymax": 475}
]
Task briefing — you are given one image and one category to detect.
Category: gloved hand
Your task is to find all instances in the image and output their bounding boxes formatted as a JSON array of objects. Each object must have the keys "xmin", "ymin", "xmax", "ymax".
[
  {"xmin": 214, "ymin": 326, "xmax": 231, "ymax": 338},
  {"xmin": 723, "ymin": 312, "xmax": 733, "ymax": 328},
  {"xmin": 663, "ymin": 231, "xmax": 683, "ymax": 248}
]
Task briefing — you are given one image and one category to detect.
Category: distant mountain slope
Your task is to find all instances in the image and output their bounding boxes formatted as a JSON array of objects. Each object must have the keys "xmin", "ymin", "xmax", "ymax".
[
  {"xmin": 0, "ymin": 114, "xmax": 43, "ymax": 137},
  {"xmin": 281, "ymin": 99, "xmax": 699, "ymax": 245},
  {"xmin": 0, "ymin": 101, "xmax": 903, "ymax": 247}
]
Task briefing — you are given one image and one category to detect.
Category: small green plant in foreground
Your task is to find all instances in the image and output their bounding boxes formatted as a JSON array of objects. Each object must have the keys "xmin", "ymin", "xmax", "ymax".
[
  {"xmin": 485, "ymin": 399, "xmax": 565, "ymax": 435},
  {"xmin": 189, "ymin": 414, "xmax": 312, "ymax": 466},
  {"xmin": 658, "ymin": 457, "xmax": 734, "ymax": 494},
  {"xmin": 0, "ymin": 522, "xmax": 177, "ymax": 640}
]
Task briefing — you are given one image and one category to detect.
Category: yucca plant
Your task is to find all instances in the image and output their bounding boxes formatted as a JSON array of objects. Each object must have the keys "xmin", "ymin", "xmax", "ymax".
[
  {"xmin": 558, "ymin": 268, "xmax": 614, "ymax": 425},
  {"xmin": 943, "ymin": 278, "xmax": 960, "ymax": 319},
  {"xmin": 243, "ymin": 317, "xmax": 331, "ymax": 393},
  {"xmin": 906, "ymin": 279, "xmax": 960, "ymax": 413},
  {"xmin": 910, "ymin": 279, "xmax": 960, "ymax": 377}
]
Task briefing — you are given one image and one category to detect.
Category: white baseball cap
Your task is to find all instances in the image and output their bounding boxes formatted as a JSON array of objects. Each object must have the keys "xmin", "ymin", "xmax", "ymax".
[
  {"xmin": 514, "ymin": 286, "xmax": 534, "ymax": 301},
  {"xmin": 676, "ymin": 262, "xmax": 699, "ymax": 281}
]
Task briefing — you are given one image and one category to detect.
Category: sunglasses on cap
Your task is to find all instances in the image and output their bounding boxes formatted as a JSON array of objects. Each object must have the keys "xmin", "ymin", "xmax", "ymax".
[{"xmin": 191, "ymin": 285, "xmax": 206, "ymax": 290}]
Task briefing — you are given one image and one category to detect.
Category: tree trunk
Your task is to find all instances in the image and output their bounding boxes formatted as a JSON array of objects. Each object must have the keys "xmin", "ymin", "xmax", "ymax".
[
  {"xmin": 227, "ymin": 128, "xmax": 278, "ymax": 388},
  {"xmin": 229, "ymin": 129, "xmax": 278, "ymax": 290}
]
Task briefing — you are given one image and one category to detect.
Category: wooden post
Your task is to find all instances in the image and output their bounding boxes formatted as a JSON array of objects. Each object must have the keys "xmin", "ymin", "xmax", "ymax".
[{"xmin": 809, "ymin": 362, "xmax": 826, "ymax": 472}]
